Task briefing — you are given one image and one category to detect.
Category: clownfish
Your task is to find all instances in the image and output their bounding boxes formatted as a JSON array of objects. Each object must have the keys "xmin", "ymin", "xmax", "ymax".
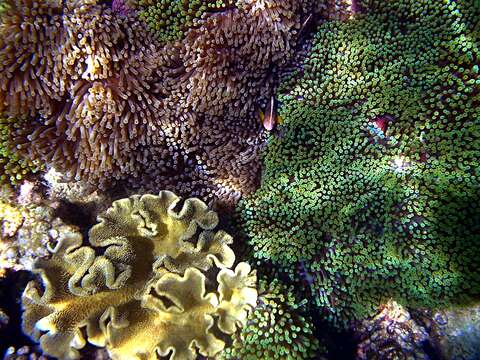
[{"xmin": 259, "ymin": 96, "xmax": 283, "ymax": 131}]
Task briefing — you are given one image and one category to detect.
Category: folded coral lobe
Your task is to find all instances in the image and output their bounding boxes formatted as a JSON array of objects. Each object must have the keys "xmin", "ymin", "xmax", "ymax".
[{"xmin": 22, "ymin": 191, "xmax": 257, "ymax": 360}]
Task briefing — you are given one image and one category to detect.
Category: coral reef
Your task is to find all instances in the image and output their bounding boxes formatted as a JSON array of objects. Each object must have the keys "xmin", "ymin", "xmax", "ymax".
[
  {"xmin": 2, "ymin": 0, "xmax": 479, "ymax": 357},
  {"xmin": 354, "ymin": 300, "xmax": 431, "ymax": 360},
  {"xmin": 355, "ymin": 300, "xmax": 480, "ymax": 360},
  {"xmin": 22, "ymin": 191, "xmax": 257, "ymax": 360},
  {"xmin": 0, "ymin": 196, "xmax": 24, "ymax": 273},
  {"xmin": 43, "ymin": 168, "xmax": 99, "ymax": 204},
  {"xmin": 220, "ymin": 278, "xmax": 322, "ymax": 360},
  {"xmin": 240, "ymin": 0, "xmax": 480, "ymax": 326},
  {"xmin": 1, "ymin": 194, "xmax": 81, "ymax": 273},
  {"xmin": 15, "ymin": 208, "xmax": 80, "ymax": 271}
]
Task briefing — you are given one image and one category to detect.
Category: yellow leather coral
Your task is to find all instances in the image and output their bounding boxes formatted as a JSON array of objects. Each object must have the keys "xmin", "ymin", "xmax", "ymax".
[{"xmin": 21, "ymin": 191, "xmax": 257, "ymax": 360}]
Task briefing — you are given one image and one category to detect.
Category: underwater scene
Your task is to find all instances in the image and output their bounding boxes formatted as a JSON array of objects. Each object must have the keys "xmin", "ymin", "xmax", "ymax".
[{"xmin": 0, "ymin": 0, "xmax": 479, "ymax": 359}]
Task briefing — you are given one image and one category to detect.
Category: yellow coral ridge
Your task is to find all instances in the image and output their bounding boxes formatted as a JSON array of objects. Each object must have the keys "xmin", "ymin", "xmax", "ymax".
[
  {"xmin": 0, "ymin": 199, "xmax": 23, "ymax": 239},
  {"xmin": 21, "ymin": 191, "xmax": 257, "ymax": 360}
]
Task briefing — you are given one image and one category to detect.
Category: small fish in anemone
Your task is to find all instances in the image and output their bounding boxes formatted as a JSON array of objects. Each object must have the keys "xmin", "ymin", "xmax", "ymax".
[
  {"xmin": 372, "ymin": 114, "xmax": 393, "ymax": 134},
  {"xmin": 259, "ymin": 96, "xmax": 283, "ymax": 131},
  {"xmin": 368, "ymin": 114, "xmax": 395, "ymax": 140}
]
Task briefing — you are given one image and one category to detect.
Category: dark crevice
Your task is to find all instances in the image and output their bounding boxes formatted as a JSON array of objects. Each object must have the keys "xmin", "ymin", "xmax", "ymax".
[{"xmin": 0, "ymin": 270, "xmax": 39, "ymax": 358}]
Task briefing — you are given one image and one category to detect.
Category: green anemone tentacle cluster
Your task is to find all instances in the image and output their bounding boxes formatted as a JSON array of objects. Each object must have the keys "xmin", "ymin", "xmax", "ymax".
[
  {"xmin": 220, "ymin": 278, "xmax": 322, "ymax": 360},
  {"xmin": 0, "ymin": 117, "xmax": 42, "ymax": 186},
  {"xmin": 240, "ymin": 0, "xmax": 480, "ymax": 326},
  {"xmin": 137, "ymin": 0, "xmax": 234, "ymax": 42}
]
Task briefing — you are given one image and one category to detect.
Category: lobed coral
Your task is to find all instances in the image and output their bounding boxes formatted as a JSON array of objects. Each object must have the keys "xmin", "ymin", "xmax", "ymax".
[
  {"xmin": 240, "ymin": 0, "xmax": 480, "ymax": 326},
  {"xmin": 220, "ymin": 278, "xmax": 322, "ymax": 360},
  {"xmin": 22, "ymin": 191, "xmax": 257, "ymax": 360}
]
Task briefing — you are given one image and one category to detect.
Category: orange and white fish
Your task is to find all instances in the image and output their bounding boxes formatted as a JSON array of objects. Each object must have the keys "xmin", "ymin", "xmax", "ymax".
[{"xmin": 259, "ymin": 96, "xmax": 283, "ymax": 131}]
